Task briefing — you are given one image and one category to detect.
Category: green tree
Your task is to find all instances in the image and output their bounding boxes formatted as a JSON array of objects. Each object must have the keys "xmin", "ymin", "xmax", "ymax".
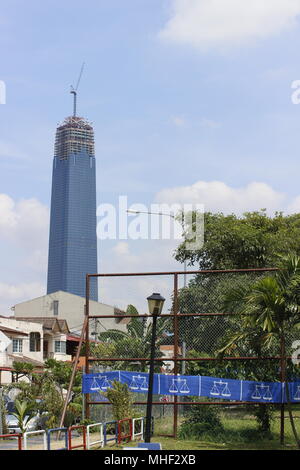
[
  {"xmin": 218, "ymin": 254, "xmax": 300, "ymax": 447},
  {"xmin": 0, "ymin": 391, "xmax": 8, "ymax": 434},
  {"xmin": 176, "ymin": 210, "xmax": 300, "ymax": 269},
  {"xmin": 44, "ymin": 359, "xmax": 82, "ymax": 426},
  {"xmin": 96, "ymin": 305, "xmax": 169, "ymax": 372},
  {"xmin": 4, "ymin": 360, "xmax": 82, "ymax": 429},
  {"xmin": 12, "ymin": 362, "xmax": 34, "ymax": 383}
]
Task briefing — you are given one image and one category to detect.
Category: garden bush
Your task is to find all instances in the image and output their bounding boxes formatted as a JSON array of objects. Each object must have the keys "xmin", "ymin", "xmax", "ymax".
[{"xmin": 178, "ymin": 405, "xmax": 223, "ymax": 440}]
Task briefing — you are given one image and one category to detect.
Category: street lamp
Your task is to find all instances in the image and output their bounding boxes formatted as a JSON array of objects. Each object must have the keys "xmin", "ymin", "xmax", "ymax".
[
  {"xmin": 126, "ymin": 209, "xmax": 188, "ymax": 286},
  {"xmin": 127, "ymin": 209, "xmax": 188, "ymax": 373},
  {"xmin": 145, "ymin": 292, "xmax": 165, "ymax": 443}
]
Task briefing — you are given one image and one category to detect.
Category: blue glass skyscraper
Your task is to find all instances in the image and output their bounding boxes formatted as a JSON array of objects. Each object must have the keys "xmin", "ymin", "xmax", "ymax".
[{"xmin": 47, "ymin": 114, "xmax": 98, "ymax": 301}]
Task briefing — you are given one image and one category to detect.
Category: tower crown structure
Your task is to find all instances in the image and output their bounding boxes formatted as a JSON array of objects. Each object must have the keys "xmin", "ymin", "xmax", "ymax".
[{"xmin": 55, "ymin": 116, "xmax": 95, "ymax": 160}]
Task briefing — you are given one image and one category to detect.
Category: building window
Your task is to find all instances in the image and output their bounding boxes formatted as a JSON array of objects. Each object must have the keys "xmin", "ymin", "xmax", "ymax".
[
  {"xmin": 53, "ymin": 300, "xmax": 59, "ymax": 316},
  {"xmin": 12, "ymin": 339, "xmax": 23, "ymax": 353},
  {"xmin": 54, "ymin": 341, "xmax": 66, "ymax": 354},
  {"xmin": 29, "ymin": 332, "xmax": 41, "ymax": 352}
]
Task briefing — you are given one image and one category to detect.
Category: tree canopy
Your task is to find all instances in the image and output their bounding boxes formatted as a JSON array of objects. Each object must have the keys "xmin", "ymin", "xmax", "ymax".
[{"xmin": 176, "ymin": 210, "xmax": 300, "ymax": 269}]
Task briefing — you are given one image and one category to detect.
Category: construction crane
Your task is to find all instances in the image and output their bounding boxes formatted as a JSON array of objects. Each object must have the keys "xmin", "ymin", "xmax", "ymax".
[{"xmin": 70, "ymin": 62, "xmax": 85, "ymax": 117}]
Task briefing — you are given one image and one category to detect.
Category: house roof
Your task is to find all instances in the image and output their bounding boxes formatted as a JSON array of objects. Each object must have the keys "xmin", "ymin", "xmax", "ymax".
[
  {"xmin": 8, "ymin": 354, "xmax": 44, "ymax": 367},
  {"xmin": 0, "ymin": 325, "xmax": 28, "ymax": 336},
  {"xmin": 67, "ymin": 333, "xmax": 99, "ymax": 344},
  {"xmin": 15, "ymin": 317, "xmax": 70, "ymax": 334},
  {"xmin": 160, "ymin": 345, "xmax": 182, "ymax": 355},
  {"xmin": 113, "ymin": 307, "xmax": 130, "ymax": 324}
]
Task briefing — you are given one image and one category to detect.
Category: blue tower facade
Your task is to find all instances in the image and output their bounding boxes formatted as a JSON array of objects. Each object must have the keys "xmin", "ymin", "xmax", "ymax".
[{"xmin": 47, "ymin": 116, "xmax": 98, "ymax": 301}]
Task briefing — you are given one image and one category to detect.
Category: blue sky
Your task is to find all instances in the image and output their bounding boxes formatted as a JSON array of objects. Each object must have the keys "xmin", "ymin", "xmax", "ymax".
[{"xmin": 2, "ymin": 0, "xmax": 300, "ymax": 313}]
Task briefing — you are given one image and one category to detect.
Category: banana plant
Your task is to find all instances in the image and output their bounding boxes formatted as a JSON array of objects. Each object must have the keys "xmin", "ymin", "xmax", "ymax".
[{"xmin": 11, "ymin": 399, "xmax": 34, "ymax": 434}]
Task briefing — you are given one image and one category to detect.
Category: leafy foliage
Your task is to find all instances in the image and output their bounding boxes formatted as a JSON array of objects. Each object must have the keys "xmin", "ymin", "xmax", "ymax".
[
  {"xmin": 4, "ymin": 359, "xmax": 82, "ymax": 429},
  {"xmin": 12, "ymin": 361, "xmax": 34, "ymax": 382},
  {"xmin": 11, "ymin": 399, "xmax": 35, "ymax": 434},
  {"xmin": 103, "ymin": 380, "xmax": 134, "ymax": 421},
  {"xmin": 0, "ymin": 392, "xmax": 8, "ymax": 434},
  {"xmin": 94, "ymin": 305, "xmax": 169, "ymax": 372},
  {"xmin": 179, "ymin": 405, "xmax": 223, "ymax": 440},
  {"xmin": 176, "ymin": 210, "xmax": 300, "ymax": 269},
  {"xmin": 218, "ymin": 254, "xmax": 300, "ymax": 447}
]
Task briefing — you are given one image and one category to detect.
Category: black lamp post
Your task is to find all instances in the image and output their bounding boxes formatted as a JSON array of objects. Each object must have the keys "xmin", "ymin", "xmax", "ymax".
[{"xmin": 144, "ymin": 292, "xmax": 165, "ymax": 443}]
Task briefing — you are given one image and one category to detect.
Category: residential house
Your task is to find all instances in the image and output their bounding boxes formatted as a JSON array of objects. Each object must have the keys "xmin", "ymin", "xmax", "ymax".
[
  {"xmin": 13, "ymin": 290, "xmax": 129, "ymax": 336},
  {"xmin": 0, "ymin": 316, "xmax": 72, "ymax": 385}
]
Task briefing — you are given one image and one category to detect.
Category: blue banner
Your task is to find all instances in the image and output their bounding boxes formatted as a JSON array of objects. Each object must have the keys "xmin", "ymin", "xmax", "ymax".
[{"xmin": 82, "ymin": 371, "xmax": 300, "ymax": 404}]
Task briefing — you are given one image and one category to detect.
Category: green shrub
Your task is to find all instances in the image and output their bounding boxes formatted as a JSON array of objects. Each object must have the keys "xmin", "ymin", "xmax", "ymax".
[
  {"xmin": 103, "ymin": 381, "xmax": 134, "ymax": 421},
  {"xmin": 179, "ymin": 405, "xmax": 223, "ymax": 440}
]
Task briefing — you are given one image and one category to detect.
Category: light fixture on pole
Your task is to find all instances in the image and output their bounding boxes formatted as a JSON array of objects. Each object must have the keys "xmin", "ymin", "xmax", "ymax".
[
  {"xmin": 144, "ymin": 292, "xmax": 165, "ymax": 443},
  {"xmin": 127, "ymin": 209, "xmax": 188, "ymax": 374},
  {"xmin": 126, "ymin": 209, "xmax": 188, "ymax": 286}
]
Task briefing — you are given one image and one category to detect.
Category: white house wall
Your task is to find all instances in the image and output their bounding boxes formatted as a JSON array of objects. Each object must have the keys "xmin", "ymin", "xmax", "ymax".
[{"xmin": 0, "ymin": 317, "xmax": 44, "ymax": 365}]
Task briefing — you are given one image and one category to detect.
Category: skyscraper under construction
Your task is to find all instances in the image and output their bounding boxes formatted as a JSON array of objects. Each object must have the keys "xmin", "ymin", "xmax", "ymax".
[{"xmin": 47, "ymin": 109, "xmax": 98, "ymax": 301}]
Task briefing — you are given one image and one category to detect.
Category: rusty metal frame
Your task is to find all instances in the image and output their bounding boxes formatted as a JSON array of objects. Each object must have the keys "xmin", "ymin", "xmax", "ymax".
[{"xmin": 84, "ymin": 268, "xmax": 297, "ymax": 443}]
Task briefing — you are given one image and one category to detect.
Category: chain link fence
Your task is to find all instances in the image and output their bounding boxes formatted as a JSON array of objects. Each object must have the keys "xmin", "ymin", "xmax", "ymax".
[{"xmin": 85, "ymin": 269, "xmax": 300, "ymax": 446}]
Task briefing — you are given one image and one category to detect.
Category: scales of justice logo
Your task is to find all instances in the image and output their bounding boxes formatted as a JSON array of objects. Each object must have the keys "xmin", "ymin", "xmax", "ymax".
[
  {"xmin": 90, "ymin": 375, "xmax": 112, "ymax": 392},
  {"xmin": 251, "ymin": 384, "xmax": 300, "ymax": 401},
  {"xmin": 169, "ymin": 378, "xmax": 190, "ymax": 394},
  {"xmin": 210, "ymin": 380, "xmax": 231, "ymax": 398},
  {"xmin": 129, "ymin": 375, "xmax": 149, "ymax": 392}
]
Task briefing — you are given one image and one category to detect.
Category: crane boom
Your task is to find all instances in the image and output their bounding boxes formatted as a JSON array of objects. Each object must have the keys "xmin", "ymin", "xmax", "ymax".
[{"xmin": 70, "ymin": 62, "xmax": 85, "ymax": 117}]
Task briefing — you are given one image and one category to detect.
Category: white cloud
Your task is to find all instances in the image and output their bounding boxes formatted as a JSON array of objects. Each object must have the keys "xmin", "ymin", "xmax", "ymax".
[
  {"xmin": 171, "ymin": 115, "xmax": 187, "ymax": 127},
  {"xmin": 0, "ymin": 194, "xmax": 49, "ymax": 313},
  {"xmin": 286, "ymin": 195, "xmax": 300, "ymax": 214},
  {"xmin": 0, "ymin": 282, "xmax": 44, "ymax": 315},
  {"xmin": 99, "ymin": 238, "xmax": 182, "ymax": 312},
  {"xmin": 0, "ymin": 282, "xmax": 44, "ymax": 302},
  {"xmin": 113, "ymin": 242, "xmax": 130, "ymax": 256},
  {"xmin": 170, "ymin": 115, "xmax": 221, "ymax": 129},
  {"xmin": 0, "ymin": 141, "xmax": 28, "ymax": 160},
  {"xmin": 0, "ymin": 194, "xmax": 49, "ymax": 250},
  {"xmin": 156, "ymin": 180, "xmax": 287, "ymax": 214},
  {"xmin": 159, "ymin": 0, "xmax": 300, "ymax": 50},
  {"xmin": 199, "ymin": 118, "xmax": 221, "ymax": 129}
]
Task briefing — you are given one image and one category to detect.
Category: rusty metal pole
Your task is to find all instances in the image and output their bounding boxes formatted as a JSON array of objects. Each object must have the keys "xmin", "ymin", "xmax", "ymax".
[
  {"xmin": 173, "ymin": 273, "xmax": 179, "ymax": 439},
  {"xmin": 85, "ymin": 274, "xmax": 90, "ymax": 420},
  {"xmin": 58, "ymin": 315, "xmax": 88, "ymax": 433},
  {"xmin": 280, "ymin": 336, "xmax": 286, "ymax": 446}
]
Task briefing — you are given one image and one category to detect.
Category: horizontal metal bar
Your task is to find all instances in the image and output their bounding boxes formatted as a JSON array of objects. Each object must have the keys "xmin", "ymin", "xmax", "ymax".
[
  {"xmin": 87, "ymin": 268, "xmax": 278, "ymax": 278},
  {"xmin": 87, "ymin": 401, "xmax": 295, "ymax": 406},
  {"xmin": 88, "ymin": 356, "xmax": 289, "ymax": 362},
  {"xmin": 88, "ymin": 312, "xmax": 239, "ymax": 319}
]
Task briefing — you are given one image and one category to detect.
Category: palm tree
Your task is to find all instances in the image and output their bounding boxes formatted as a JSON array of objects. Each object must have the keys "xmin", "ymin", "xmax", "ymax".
[
  {"xmin": 97, "ymin": 305, "xmax": 170, "ymax": 372},
  {"xmin": 218, "ymin": 254, "xmax": 300, "ymax": 448}
]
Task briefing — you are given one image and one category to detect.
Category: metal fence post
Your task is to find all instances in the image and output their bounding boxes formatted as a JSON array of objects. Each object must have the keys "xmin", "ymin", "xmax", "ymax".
[
  {"xmin": 85, "ymin": 274, "xmax": 90, "ymax": 420},
  {"xmin": 173, "ymin": 273, "xmax": 179, "ymax": 439},
  {"xmin": 0, "ymin": 388, "xmax": 3, "ymax": 435}
]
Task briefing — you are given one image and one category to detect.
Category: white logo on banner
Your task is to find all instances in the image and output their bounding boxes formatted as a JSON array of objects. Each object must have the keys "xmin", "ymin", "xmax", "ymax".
[
  {"xmin": 210, "ymin": 380, "xmax": 231, "ymax": 398},
  {"xmin": 251, "ymin": 384, "xmax": 273, "ymax": 401},
  {"xmin": 169, "ymin": 378, "xmax": 190, "ymax": 394},
  {"xmin": 129, "ymin": 375, "xmax": 148, "ymax": 391},
  {"xmin": 90, "ymin": 375, "xmax": 111, "ymax": 392}
]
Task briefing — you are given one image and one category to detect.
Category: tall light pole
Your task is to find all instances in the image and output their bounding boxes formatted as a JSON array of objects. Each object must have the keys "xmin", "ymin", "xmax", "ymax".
[
  {"xmin": 127, "ymin": 209, "xmax": 188, "ymax": 374},
  {"xmin": 145, "ymin": 292, "xmax": 165, "ymax": 443},
  {"xmin": 126, "ymin": 209, "xmax": 188, "ymax": 286}
]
